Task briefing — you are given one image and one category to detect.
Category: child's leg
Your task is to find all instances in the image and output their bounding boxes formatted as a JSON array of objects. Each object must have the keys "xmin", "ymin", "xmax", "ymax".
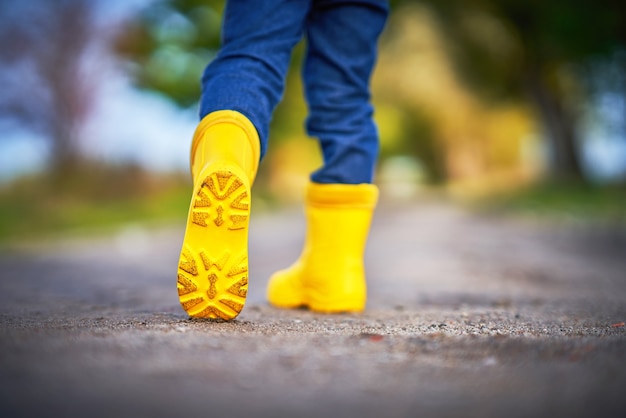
[
  {"xmin": 178, "ymin": 0, "xmax": 311, "ymax": 320},
  {"xmin": 200, "ymin": 0, "xmax": 312, "ymax": 160},
  {"xmin": 266, "ymin": 1, "xmax": 389, "ymax": 312},
  {"xmin": 303, "ymin": 0, "xmax": 389, "ymax": 184}
]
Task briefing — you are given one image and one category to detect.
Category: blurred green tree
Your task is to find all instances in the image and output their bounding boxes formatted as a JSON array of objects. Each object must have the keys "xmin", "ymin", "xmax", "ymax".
[
  {"xmin": 114, "ymin": 0, "xmax": 225, "ymax": 108},
  {"xmin": 402, "ymin": 0, "xmax": 626, "ymax": 183}
]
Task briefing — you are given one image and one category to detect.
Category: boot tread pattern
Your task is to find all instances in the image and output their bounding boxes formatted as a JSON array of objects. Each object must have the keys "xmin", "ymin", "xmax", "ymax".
[
  {"xmin": 178, "ymin": 248, "xmax": 249, "ymax": 319},
  {"xmin": 178, "ymin": 169, "xmax": 250, "ymax": 320},
  {"xmin": 191, "ymin": 171, "xmax": 249, "ymax": 229}
]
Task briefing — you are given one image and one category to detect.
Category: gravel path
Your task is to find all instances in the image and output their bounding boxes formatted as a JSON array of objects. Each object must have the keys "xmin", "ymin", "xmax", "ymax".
[{"xmin": 1, "ymin": 199, "xmax": 625, "ymax": 418}]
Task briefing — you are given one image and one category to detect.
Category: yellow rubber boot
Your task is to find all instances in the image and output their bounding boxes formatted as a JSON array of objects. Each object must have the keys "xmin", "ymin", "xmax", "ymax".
[
  {"xmin": 177, "ymin": 110, "xmax": 260, "ymax": 320},
  {"xmin": 267, "ymin": 182, "xmax": 378, "ymax": 313}
]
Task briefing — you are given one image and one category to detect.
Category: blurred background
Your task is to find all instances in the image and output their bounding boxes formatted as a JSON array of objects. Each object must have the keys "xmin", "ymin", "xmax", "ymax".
[{"xmin": 1, "ymin": 0, "xmax": 625, "ymax": 242}]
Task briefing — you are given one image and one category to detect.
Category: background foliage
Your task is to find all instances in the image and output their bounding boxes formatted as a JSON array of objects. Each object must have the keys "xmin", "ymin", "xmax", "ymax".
[{"xmin": 1, "ymin": 0, "xmax": 625, "ymax": 240}]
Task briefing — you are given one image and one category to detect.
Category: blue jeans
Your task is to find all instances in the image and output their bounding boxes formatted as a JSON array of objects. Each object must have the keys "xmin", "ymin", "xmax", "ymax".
[{"xmin": 200, "ymin": 0, "xmax": 389, "ymax": 184}]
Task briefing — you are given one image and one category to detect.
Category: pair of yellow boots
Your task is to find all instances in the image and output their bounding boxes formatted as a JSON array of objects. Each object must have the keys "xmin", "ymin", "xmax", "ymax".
[{"xmin": 176, "ymin": 111, "xmax": 378, "ymax": 320}]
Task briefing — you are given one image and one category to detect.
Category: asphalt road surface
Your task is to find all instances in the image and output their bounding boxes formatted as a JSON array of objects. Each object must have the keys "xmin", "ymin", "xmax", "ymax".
[{"xmin": 1, "ymin": 198, "xmax": 625, "ymax": 418}]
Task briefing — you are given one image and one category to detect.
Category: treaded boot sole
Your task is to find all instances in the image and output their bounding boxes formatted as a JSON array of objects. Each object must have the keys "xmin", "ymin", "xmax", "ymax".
[{"xmin": 177, "ymin": 163, "xmax": 250, "ymax": 320}]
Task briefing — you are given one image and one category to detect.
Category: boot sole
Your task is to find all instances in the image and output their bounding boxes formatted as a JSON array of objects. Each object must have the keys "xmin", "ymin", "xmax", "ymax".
[{"xmin": 177, "ymin": 163, "xmax": 251, "ymax": 320}]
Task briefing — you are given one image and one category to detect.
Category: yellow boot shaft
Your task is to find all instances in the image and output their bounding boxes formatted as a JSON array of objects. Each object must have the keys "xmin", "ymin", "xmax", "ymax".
[
  {"xmin": 191, "ymin": 110, "xmax": 260, "ymax": 183},
  {"xmin": 267, "ymin": 182, "xmax": 378, "ymax": 313}
]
